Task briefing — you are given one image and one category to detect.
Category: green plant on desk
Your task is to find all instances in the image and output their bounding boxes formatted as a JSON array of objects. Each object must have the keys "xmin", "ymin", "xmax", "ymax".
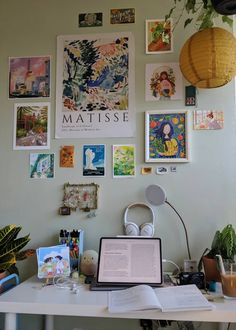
[
  {"xmin": 199, "ymin": 224, "xmax": 236, "ymax": 282},
  {"xmin": 0, "ymin": 224, "xmax": 35, "ymax": 275},
  {"xmin": 203, "ymin": 224, "xmax": 236, "ymax": 261}
]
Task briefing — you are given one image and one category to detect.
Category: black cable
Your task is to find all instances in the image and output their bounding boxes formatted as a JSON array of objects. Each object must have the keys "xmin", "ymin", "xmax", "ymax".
[{"xmin": 165, "ymin": 200, "xmax": 191, "ymax": 260}]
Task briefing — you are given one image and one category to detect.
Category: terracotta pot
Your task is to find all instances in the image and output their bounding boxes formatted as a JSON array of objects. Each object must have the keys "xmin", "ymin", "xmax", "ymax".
[
  {"xmin": 202, "ymin": 256, "xmax": 221, "ymax": 282},
  {"xmin": 0, "ymin": 271, "xmax": 9, "ymax": 294},
  {"xmin": 211, "ymin": 0, "xmax": 236, "ymax": 15},
  {"xmin": 148, "ymin": 39, "xmax": 170, "ymax": 52},
  {"xmin": 0, "ymin": 271, "xmax": 8, "ymax": 280}
]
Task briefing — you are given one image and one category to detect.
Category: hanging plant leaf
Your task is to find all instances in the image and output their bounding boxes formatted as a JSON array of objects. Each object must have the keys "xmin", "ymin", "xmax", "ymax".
[
  {"xmin": 184, "ymin": 18, "xmax": 193, "ymax": 28},
  {"xmin": 222, "ymin": 15, "xmax": 233, "ymax": 27}
]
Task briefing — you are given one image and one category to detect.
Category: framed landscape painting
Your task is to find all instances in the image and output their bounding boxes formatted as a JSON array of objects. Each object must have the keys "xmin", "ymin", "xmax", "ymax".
[{"xmin": 145, "ymin": 110, "xmax": 189, "ymax": 163}]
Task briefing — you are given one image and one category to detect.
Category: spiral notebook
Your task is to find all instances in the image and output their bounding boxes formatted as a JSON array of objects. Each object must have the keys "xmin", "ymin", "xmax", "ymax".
[{"xmin": 90, "ymin": 237, "xmax": 162, "ymax": 291}]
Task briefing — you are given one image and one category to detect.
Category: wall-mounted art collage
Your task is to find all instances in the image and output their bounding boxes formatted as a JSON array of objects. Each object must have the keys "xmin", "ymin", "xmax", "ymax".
[{"xmin": 8, "ymin": 7, "xmax": 225, "ymax": 183}]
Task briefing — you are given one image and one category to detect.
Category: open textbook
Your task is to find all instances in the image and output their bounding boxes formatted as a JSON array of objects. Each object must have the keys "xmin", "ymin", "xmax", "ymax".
[{"xmin": 108, "ymin": 284, "xmax": 213, "ymax": 313}]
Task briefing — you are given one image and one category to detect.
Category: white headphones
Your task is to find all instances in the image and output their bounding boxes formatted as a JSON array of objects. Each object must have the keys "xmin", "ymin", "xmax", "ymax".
[{"xmin": 124, "ymin": 203, "xmax": 155, "ymax": 237}]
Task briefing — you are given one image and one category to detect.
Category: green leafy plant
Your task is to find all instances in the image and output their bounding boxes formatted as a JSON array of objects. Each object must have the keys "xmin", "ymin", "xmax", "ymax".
[
  {"xmin": 166, "ymin": 0, "xmax": 233, "ymax": 31},
  {"xmin": 204, "ymin": 224, "xmax": 236, "ymax": 261},
  {"xmin": 0, "ymin": 224, "xmax": 35, "ymax": 275}
]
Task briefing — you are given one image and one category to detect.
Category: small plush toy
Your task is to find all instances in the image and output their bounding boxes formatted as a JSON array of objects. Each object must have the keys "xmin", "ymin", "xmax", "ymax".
[{"xmin": 80, "ymin": 250, "xmax": 98, "ymax": 278}]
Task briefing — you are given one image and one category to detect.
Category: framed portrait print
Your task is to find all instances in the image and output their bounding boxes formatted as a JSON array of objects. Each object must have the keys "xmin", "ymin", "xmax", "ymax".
[
  {"xmin": 145, "ymin": 19, "xmax": 173, "ymax": 54},
  {"xmin": 145, "ymin": 110, "xmax": 189, "ymax": 163}
]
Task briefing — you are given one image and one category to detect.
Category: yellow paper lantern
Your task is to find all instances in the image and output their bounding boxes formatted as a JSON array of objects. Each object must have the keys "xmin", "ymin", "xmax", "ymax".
[{"xmin": 179, "ymin": 27, "xmax": 236, "ymax": 88}]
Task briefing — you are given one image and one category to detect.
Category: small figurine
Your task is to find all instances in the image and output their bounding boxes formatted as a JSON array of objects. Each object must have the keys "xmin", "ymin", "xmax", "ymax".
[{"xmin": 80, "ymin": 250, "xmax": 98, "ymax": 284}]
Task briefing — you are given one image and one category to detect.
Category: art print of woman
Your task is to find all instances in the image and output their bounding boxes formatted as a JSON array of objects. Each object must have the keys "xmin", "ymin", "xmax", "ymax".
[
  {"xmin": 146, "ymin": 111, "xmax": 189, "ymax": 162},
  {"xmin": 146, "ymin": 63, "xmax": 183, "ymax": 101},
  {"xmin": 156, "ymin": 121, "xmax": 178, "ymax": 157},
  {"xmin": 150, "ymin": 70, "xmax": 175, "ymax": 100}
]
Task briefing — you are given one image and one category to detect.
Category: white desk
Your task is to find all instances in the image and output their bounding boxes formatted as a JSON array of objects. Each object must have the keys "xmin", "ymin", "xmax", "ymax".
[{"xmin": 0, "ymin": 276, "xmax": 236, "ymax": 330}]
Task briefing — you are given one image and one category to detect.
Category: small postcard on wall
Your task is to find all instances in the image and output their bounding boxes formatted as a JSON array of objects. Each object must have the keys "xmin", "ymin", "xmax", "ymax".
[
  {"xmin": 110, "ymin": 8, "xmax": 135, "ymax": 24},
  {"xmin": 193, "ymin": 110, "xmax": 224, "ymax": 130},
  {"xmin": 30, "ymin": 153, "xmax": 55, "ymax": 179},
  {"xmin": 83, "ymin": 144, "xmax": 105, "ymax": 177},
  {"xmin": 113, "ymin": 144, "xmax": 136, "ymax": 178},
  {"xmin": 78, "ymin": 13, "xmax": 103, "ymax": 27},
  {"xmin": 60, "ymin": 146, "xmax": 75, "ymax": 168}
]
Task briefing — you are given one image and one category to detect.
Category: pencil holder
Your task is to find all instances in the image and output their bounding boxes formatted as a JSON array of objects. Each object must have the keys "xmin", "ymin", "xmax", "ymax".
[{"xmin": 59, "ymin": 229, "xmax": 84, "ymax": 273}]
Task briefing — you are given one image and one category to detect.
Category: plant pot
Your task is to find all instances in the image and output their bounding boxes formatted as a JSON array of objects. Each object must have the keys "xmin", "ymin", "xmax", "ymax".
[
  {"xmin": 148, "ymin": 39, "xmax": 170, "ymax": 52},
  {"xmin": 211, "ymin": 0, "xmax": 236, "ymax": 15},
  {"xmin": 0, "ymin": 271, "xmax": 8, "ymax": 280},
  {"xmin": 202, "ymin": 256, "xmax": 221, "ymax": 282}
]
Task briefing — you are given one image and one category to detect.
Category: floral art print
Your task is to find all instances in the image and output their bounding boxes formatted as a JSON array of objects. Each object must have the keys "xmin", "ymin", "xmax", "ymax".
[
  {"xmin": 145, "ymin": 110, "xmax": 189, "ymax": 163},
  {"xmin": 146, "ymin": 19, "xmax": 173, "ymax": 54},
  {"xmin": 56, "ymin": 33, "xmax": 135, "ymax": 138},
  {"xmin": 113, "ymin": 144, "xmax": 136, "ymax": 177},
  {"xmin": 146, "ymin": 63, "xmax": 183, "ymax": 101}
]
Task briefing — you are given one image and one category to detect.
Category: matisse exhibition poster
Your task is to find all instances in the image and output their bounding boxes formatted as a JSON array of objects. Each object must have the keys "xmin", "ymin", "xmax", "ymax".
[{"xmin": 55, "ymin": 32, "xmax": 135, "ymax": 138}]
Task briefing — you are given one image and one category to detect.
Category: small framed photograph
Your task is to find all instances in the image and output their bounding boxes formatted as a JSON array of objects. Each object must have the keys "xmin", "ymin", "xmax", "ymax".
[
  {"xmin": 145, "ymin": 110, "xmax": 189, "ymax": 163},
  {"xmin": 146, "ymin": 19, "xmax": 173, "ymax": 54}
]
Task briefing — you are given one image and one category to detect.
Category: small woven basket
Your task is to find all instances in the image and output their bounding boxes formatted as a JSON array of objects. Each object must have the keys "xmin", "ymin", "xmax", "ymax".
[{"xmin": 179, "ymin": 27, "xmax": 236, "ymax": 88}]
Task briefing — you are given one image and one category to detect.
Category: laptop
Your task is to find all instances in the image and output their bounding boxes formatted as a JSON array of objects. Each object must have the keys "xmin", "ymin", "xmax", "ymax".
[{"xmin": 90, "ymin": 236, "xmax": 163, "ymax": 291}]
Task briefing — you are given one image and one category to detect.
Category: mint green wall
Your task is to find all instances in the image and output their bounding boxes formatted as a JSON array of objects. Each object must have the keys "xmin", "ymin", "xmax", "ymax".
[{"xmin": 0, "ymin": 1, "xmax": 235, "ymax": 329}]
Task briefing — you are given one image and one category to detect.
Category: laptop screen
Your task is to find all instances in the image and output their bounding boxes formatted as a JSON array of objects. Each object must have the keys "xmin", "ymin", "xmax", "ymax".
[{"xmin": 96, "ymin": 237, "xmax": 162, "ymax": 286}]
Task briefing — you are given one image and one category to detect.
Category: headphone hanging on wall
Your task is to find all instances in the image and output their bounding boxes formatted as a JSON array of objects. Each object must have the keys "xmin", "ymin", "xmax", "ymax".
[{"xmin": 123, "ymin": 202, "xmax": 155, "ymax": 237}]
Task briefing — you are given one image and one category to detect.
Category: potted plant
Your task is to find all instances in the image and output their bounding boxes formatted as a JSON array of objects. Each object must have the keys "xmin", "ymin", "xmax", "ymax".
[
  {"xmin": 0, "ymin": 224, "xmax": 35, "ymax": 277},
  {"xmin": 198, "ymin": 224, "xmax": 236, "ymax": 282}
]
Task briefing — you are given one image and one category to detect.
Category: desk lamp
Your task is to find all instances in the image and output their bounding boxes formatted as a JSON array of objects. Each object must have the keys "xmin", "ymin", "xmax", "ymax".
[{"xmin": 145, "ymin": 184, "xmax": 191, "ymax": 260}]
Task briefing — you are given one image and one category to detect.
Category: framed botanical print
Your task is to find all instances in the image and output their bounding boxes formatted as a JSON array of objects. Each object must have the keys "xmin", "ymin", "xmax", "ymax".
[
  {"xmin": 145, "ymin": 110, "xmax": 189, "ymax": 163},
  {"xmin": 145, "ymin": 19, "xmax": 173, "ymax": 54}
]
